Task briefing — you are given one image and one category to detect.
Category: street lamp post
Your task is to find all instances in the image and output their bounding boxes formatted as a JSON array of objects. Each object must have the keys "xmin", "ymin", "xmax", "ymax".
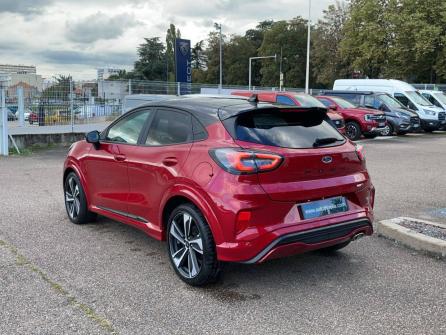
[
  {"xmin": 249, "ymin": 55, "xmax": 277, "ymax": 91},
  {"xmin": 305, "ymin": 0, "xmax": 312, "ymax": 94},
  {"xmin": 214, "ymin": 23, "xmax": 223, "ymax": 94}
]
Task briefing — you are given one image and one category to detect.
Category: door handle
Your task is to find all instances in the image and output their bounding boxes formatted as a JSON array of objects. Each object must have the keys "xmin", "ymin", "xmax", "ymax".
[
  {"xmin": 162, "ymin": 157, "xmax": 178, "ymax": 166},
  {"xmin": 114, "ymin": 154, "xmax": 127, "ymax": 162}
]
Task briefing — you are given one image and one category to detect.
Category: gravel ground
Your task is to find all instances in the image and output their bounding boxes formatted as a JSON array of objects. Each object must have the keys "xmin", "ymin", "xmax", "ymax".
[
  {"xmin": 398, "ymin": 220, "xmax": 446, "ymax": 240},
  {"xmin": 0, "ymin": 132, "xmax": 445, "ymax": 335}
]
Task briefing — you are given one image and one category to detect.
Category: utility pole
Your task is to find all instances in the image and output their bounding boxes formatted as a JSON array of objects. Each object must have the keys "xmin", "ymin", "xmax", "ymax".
[
  {"xmin": 249, "ymin": 55, "xmax": 277, "ymax": 91},
  {"xmin": 279, "ymin": 47, "xmax": 283, "ymax": 91},
  {"xmin": 305, "ymin": 0, "xmax": 312, "ymax": 94},
  {"xmin": 214, "ymin": 23, "xmax": 223, "ymax": 94}
]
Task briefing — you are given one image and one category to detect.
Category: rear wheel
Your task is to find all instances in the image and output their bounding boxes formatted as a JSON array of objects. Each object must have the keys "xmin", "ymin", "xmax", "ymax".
[
  {"xmin": 64, "ymin": 172, "xmax": 96, "ymax": 224},
  {"xmin": 167, "ymin": 204, "xmax": 220, "ymax": 286},
  {"xmin": 345, "ymin": 121, "xmax": 362, "ymax": 141}
]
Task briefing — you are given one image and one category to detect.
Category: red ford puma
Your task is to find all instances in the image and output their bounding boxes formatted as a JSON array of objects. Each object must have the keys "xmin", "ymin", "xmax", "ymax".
[{"xmin": 63, "ymin": 95, "xmax": 375, "ymax": 286}]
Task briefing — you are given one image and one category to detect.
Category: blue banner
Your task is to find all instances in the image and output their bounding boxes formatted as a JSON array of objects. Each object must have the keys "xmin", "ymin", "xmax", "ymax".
[{"xmin": 175, "ymin": 38, "xmax": 192, "ymax": 94}]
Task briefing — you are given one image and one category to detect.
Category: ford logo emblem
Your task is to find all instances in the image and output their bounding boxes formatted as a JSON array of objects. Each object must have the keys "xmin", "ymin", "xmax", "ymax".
[{"xmin": 322, "ymin": 156, "xmax": 333, "ymax": 164}]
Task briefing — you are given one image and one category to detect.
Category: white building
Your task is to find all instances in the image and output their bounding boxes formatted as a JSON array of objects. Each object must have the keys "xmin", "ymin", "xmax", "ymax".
[
  {"xmin": 0, "ymin": 64, "xmax": 36, "ymax": 74},
  {"xmin": 97, "ymin": 68, "xmax": 125, "ymax": 81}
]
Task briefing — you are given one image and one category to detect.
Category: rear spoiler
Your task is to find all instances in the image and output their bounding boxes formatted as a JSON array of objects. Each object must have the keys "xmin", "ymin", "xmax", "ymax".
[{"xmin": 218, "ymin": 105, "xmax": 328, "ymax": 121}]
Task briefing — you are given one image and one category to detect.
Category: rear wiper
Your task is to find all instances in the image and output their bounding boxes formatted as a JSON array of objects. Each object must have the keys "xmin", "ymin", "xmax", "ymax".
[{"xmin": 313, "ymin": 137, "xmax": 343, "ymax": 147}]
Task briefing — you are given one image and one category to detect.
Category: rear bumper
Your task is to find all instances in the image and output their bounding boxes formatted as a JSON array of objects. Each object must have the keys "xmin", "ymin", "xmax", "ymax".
[{"xmin": 240, "ymin": 219, "xmax": 373, "ymax": 264}]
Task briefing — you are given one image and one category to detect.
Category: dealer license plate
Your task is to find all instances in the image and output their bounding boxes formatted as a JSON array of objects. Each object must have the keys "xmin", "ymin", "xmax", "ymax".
[{"xmin": 300, "ymin": 196, "xmax": 349, "ymax": 220}]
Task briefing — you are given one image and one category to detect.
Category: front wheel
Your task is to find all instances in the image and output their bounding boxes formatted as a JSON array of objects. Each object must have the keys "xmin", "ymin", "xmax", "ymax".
[
  {"xmin": 64, "ymin": 172, "xmax": 96, "ymax": 224},
  {"xmin": 345, "ymin": 121, "xmax": 362, "ymax": 141},
  {"xmin": 167, "ymin": 204, "xmax": 221, "ymax": 286},
  {"xmin": 380, "ymin": 123, "xmax": 394, "ymax": 136}
]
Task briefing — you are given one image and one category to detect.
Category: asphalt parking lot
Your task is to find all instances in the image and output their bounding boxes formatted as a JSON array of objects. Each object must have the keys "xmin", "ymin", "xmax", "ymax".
[{"xmin": 1, "ymin": 133, "xmax": 445, "ymax": 335}]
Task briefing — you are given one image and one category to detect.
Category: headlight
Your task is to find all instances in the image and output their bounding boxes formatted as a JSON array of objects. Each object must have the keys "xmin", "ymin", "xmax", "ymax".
[
  {"xmin": 396, "ymin": 112, "xmax": 409, "ymax": 119},
  {"xmin": 424, "ymin": 110, "xmax": 436, "ymax": 116},
  {"xmin": 364, "ymin": 114, "xmax": 374, "ymax": 121}
]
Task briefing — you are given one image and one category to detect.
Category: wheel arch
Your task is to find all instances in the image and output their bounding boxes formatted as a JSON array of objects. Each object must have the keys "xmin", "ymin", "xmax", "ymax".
[
  {"xmin": 63, "ymin": 161, "xmax": 91, "ymax": 207},
  {"xmin": 160, "ymin": 188, "xmax": 223, "ymax": 245}
]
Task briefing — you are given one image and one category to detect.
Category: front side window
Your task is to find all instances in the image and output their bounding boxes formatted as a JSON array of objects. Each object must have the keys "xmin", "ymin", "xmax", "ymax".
[
  {"xmin": 405, "ymin": 91, "xmax": 432, "ymax": 106},
  {"xmin": 145, "ymin": 109, "xmax": 192, "ymax": 146},
  {"xmin": 106, "ymin": 110, "xmax": 151, "ymax": 144},
  {"xmin": 276, "ymin": 95, "xmax": 296, "ymax": 106}
]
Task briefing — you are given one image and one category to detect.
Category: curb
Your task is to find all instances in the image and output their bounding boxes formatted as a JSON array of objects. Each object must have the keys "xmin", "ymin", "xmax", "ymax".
[{"xmin": 377, "ymin": 217, "xmax": 446, "ymax": 258}]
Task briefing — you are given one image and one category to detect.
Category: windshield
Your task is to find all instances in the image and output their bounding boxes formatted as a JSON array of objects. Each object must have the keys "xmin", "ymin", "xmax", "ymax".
[
  {"xmin": 330, "ymin": 97, "xmax": 356, "ymax": 109},
  {"xmin": 406, "ymin": 91, "xmax": 433, "ymax": 107},
  {"xmin": 294, "ymin": 94, "xmax": 326, "ymax": 108},
  {"xmin": 378, "ymin": 94, "xmax": 404, "ymax": 108},
  {"xmin": 433, "ymin": 92, "xmax": 446, "ymax": 105}
]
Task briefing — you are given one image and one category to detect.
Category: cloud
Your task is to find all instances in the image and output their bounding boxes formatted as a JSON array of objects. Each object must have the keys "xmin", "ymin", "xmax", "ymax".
[
  {"xmin": 0, "ymin": 0, "xmax": 53, "ymax": 15},
  {"xmin": 38, "ymin": 49, "xmax": 136, "ymax": 66},
  {"xmin": 66, "ymin": 12, "xmax": 141, "ymax": 43}
]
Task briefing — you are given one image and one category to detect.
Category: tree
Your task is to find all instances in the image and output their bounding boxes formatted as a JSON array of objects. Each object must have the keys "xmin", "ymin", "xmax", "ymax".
[
  {"xmin": 134, "ymin": 37, "xmax": 167, "ymax": 81},
  {"xmin": 224, "ymin": 35, "xmax": 258, "ymax": 85},
  {"xmin": 108, "ymin": 70, "xmax": 135, "ymax": 80},
  {"xmin": 340, "ymin": 0, "xmax": 392, "ymax": 79},
  {"xmin": 312, "ymin": 1, "xmax": 350, "ymax": 87},
  {"xmin": 259, "ymin": 18, "xmax": 308, "ymax": 88},
  {"xmin": 204, "ymin": 31, "xmax": 225, "ymax": 84},
  {"xmin": 166, "ymin": 24, "xmax": 181, "ymax": 81}
]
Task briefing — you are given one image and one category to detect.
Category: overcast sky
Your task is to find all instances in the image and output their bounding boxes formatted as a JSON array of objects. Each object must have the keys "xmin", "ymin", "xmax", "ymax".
[{"xmin": 0, "ymin": 0, "xmax": 336, "ymax": 80}]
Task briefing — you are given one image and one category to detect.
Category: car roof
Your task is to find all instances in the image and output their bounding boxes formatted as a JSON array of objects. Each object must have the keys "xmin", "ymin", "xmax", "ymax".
[
  {"xmin": 320, "ymin": 90, "xmax": 387, "ymax": 95},
  {"xmin": 133, "ymin": 95, "xmax": 325, "ymax": 125}
]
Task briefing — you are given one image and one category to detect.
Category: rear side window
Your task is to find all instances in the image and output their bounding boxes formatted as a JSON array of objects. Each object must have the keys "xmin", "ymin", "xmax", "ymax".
[
  {"xmin": 232, "ymin": 111, "xmax": 345, "ymax": 149},
  {"xmin": 330, "ymin": 93, "xmax": 360, "ymax": 106},
  {"xmin": 276, "ymin": 95, "xmax": 296, "ymax": 106},
  {"xmin": 145, "ymin": 109, "xmax": 192, "ymax": 146}
]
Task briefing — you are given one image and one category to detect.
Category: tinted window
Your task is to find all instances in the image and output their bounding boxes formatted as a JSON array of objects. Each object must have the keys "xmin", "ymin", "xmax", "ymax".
[
  {"xmin": 145, "ymin": 109, "xmax": 192, "ymax": 145},
  {"xmin": 318, "ymin": 98, "xmax": 332, "ymax": 107},
  {"xmin": 106, "ymin": 110, "xmax": 151, "ymax": 144},
  {"xmin": 330, "ymin": 93, "xmax": 360, "ymax": 106},
  {"xmin": 364, "ymin": 95, "xmax": 377, "ymax": 108},
  {"xmin": 192, "ymin": 117, "xmax": 207, "ymax": 141},
  {"xmin": 394, "ymin": 93, "xmax": 417, "ymax": 110},
  {"xmin": 276, "ymin": 95, "xmax": 296, "ymax": 106},
  {"xmin": 293, "ymin": 94, "xmax": 326, "ymax": 108},
  {"xmin": 234, "ymin": 110, "xmax": 344, "ymax": 149}
]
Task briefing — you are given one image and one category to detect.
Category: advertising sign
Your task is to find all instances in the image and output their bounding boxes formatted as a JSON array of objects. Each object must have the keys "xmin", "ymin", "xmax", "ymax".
[{"xmin": 175, "ymin": 38, "xmax": 192, "ymax": 94}]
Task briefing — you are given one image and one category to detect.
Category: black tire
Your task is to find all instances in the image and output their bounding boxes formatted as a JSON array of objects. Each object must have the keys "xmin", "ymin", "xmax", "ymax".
[
  {"xmin": 381, "ymin": 123, "xmax": 394, "ymax": 136},
  {"xmin": 345, "ymin": 121, "xmax": 362, "ymax": 141},
  {"xmin": 167, "ymin": 203, "xmax": 221, "ymax": 286},
  {"xmin": 363, "ymin": 133, "xmax": 378, "ymax": 139},
  {"xmin": 64, "ymin": 172, "xmax": 96, "ymax": 224},
  {"xmin": 319, "ymin": 240, "xmax": 350, "ymax": 254}
]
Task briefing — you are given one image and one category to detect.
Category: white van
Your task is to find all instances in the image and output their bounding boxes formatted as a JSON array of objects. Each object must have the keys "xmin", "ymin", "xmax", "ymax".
[
  {"xmin": 333, "ymin": 79, "xmax": 446, "ymax": 131},
  {"xmin": 123, "ymin": 94, "xmax": 176, "ymax": 113},
  {"xmin": 420, "ymin": 90, "xmax": 446, "ymax": 110}
]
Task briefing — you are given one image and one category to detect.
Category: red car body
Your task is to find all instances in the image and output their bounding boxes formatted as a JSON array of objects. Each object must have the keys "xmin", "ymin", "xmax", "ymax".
[
  {"xmin": 64, "ymin": 97, "xmax": 374, "ymax": 269},
  {"xmin": 231, "ymin": 90, "xmax": 346, "ymax": 134},
  {"xmin": 316, "ymin": 96, "xmax": 387, "ymax": 140}
]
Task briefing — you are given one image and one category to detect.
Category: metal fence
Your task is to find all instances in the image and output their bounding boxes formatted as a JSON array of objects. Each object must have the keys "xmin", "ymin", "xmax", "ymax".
[
  {"xmin": 4, "ymin": 79, "xmax": 445, "ymax": 133},
  {"xmin": 4, "ymin": 79, "xmax": 316, "ymax": 132}
]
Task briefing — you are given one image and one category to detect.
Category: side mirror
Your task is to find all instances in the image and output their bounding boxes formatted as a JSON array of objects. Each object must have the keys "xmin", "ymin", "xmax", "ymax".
[
  {"xmin": 329, "ymin": 105, "xmax": 338, "ymax": 111},
  {"xmin": 86, "ymin": 130, "xmax": 100, "ymax": 149}
]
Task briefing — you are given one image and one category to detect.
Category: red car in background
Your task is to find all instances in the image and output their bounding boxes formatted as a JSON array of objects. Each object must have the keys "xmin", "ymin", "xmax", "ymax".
[
  {"xmin": 231, "ymin": 91, "xmax": 346, "ymax": 134},
  {"xmin": 63, "ymin": 96, "xmax": 374, "ymax": 286},
  {"xmin": 316, "ymin": 96, "xmax": 387, "ymax": 141}
]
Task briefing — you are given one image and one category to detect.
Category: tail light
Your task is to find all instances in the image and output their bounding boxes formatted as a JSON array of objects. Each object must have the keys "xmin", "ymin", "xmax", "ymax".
[
  {"xmin": 209, "ymin": 148, "xmax": 283, "ymax": 175},
  {"xmin": 355, "ymin": 144, "xmax": 365, "ymax": 161}
]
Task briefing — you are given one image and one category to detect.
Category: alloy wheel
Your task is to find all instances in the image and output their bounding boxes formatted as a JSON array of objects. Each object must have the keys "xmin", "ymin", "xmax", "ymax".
[
  {"xmin": 65, "ymin": 176, "xmax": 81, "ymax": 220},
  {"xmin": 346, "ymin": 124, "xmax": 358, "ymax": 140},
  {"xmin": 168, "ymin": 212, "xmax": 204, "ymax": 279}
]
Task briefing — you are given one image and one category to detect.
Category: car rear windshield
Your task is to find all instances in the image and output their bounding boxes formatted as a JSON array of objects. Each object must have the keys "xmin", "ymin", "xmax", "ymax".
[{"xmin": 229, "ymin": 110, "xmax": 345, "ymax": 149}]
